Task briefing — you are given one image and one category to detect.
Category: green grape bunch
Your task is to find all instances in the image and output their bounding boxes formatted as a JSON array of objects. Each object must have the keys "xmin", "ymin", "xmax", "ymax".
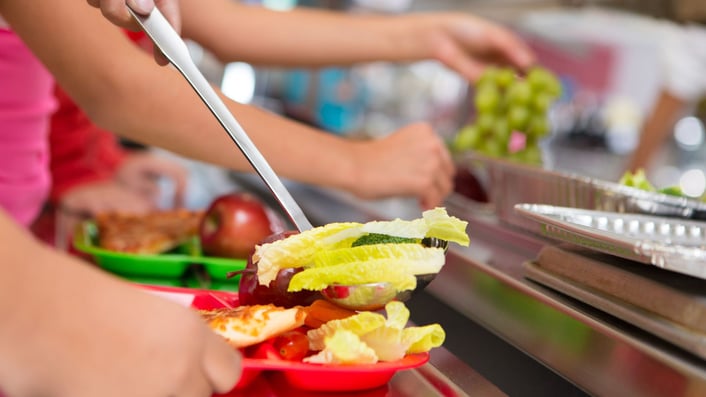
[{"xmin": 451, "ymin": 66, "xmax": 562, "ymax": 165}]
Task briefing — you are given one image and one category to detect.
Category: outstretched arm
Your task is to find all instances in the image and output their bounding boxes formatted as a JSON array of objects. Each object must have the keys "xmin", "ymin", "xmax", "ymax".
[
  {"xmin": 626, "ymin": 90, "xmax": 687, "ymax": 172},
  {"xmin": 0, "ymin": 0, "xmax": 452, "ymax": 208},
  {"xmin": 181, "ymin": 0, "xmax": 534, "ymax": 81}
]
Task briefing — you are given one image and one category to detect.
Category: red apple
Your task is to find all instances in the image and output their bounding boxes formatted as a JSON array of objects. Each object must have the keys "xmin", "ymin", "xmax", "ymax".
[{"xmin": 199, "ymin": 192, "xmax": 283, "ymax": 259}]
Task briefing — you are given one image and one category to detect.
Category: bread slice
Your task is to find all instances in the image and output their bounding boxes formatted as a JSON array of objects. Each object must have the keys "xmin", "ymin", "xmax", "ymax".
[{"xmin": 199, "ymin": 305, "xmax": 306, "ymax": 348}]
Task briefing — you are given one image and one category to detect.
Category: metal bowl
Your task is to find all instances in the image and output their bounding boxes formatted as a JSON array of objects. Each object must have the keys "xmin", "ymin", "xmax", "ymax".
[{"xmin": 321, "ymin": 273, "xmax": 438, "ymax": 311}]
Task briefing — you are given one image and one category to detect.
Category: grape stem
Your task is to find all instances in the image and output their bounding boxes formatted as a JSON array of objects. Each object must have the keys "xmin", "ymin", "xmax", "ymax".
[{"xmin": 226, "ymin": 268, "xmax": 256, "ymax": 279}]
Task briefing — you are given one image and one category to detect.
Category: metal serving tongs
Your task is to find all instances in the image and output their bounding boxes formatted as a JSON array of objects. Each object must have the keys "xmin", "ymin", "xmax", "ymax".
[{"xmin": 128, "ymin": 6, "xmax": 313, "ymax": 232}]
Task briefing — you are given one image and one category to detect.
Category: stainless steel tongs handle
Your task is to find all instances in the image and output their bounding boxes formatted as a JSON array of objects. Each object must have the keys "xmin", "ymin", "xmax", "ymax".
[{"xmin": 127, "ymin": 6, "xmax": 313, "ymax": 232}]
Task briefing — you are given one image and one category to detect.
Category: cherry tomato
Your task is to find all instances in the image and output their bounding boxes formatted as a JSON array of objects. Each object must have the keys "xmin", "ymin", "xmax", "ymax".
[{"xmin": 273, "ymin": 330, "xmax": 309, "ymax": 361}]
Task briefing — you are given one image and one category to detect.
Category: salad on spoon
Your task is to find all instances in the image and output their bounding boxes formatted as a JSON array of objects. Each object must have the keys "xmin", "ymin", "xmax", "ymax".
[{"xmin": 237, "ymin": 207, "xmax": 470, "ymax": 311}]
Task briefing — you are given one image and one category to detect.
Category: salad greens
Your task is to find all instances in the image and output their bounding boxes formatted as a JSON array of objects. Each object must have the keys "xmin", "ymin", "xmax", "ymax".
[
  {"xmin": 252, "ymin": 207, "xmax": 470, "ymax": 290},
  {"xmin": 305, "ymin": 301, "xmax": 445, "ymax": 364},
  {"xmin": 619, "ymin": 169, "xmax": 691, "ymax": 199}
]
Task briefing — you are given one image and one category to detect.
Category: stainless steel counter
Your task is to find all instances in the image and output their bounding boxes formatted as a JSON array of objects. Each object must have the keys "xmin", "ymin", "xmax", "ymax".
[
  {"xmin": 272, "ymin": 182, "xmax": 706, "ymax": 397},
  {"xmin": 419, "ymin": 348, "xmax": 507, "ymax": 397}
]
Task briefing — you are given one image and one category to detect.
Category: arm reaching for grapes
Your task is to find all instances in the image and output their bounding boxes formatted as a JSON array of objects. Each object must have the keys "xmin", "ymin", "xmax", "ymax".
[
  {"xmin": 182, "ymin": 0, "xmax": 535, "ymax": 82},
  {"xmin": 2, "ymin": 0, "xmax": 457, "ymax": 210}
]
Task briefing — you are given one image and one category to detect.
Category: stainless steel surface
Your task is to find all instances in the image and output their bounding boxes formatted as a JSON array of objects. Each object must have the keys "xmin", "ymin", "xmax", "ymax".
[
  {"xmin": 425, "ymin": 348, "xmax": 506, "ymax": 397},
  {"xmin": 384, "ymin": 348, "xmax": 505, "ymax": 396},
  {"xmin": 524, "ymin": 260, "xmax": 706, "ymax": 361},
  {"xmin": 515, "ymin": 204, "xmax": 706, "ymax": 280},
  {"xmin": 456, "ymin": 153, "xmax": 706, "ymax": 233},
  {"xmin": 281, "ymin": 182, "xmax": 706, "ymax": 396},
  {"xmin": 530, "ymin": 245, "xmax": 706, "ymax": 333},
  {"xmin": 127, "ymin": 7, "xmax": 312, "ymax": 232}
]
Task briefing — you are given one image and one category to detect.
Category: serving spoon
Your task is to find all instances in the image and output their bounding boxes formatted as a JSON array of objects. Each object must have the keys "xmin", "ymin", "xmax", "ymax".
[
  {"xmin": 320, "ymin": 238, "xmax": 448, "ymax": 310},
  {"xmin": 127, "ymin": 6, "xmax": 312, "ymax": 232},
  {"xmin": 128, "ymin": 7, "xmax": 443, "ymax": 310},
  {"xmin": 321, "ymin": 273, "xmax": 437, "ymax": 311}
]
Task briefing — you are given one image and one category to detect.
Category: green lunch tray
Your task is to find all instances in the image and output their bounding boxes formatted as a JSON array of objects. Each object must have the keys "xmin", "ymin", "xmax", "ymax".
[{"xmin": 73, "ymin": 220, "xmax": 247, "ymax": 283}]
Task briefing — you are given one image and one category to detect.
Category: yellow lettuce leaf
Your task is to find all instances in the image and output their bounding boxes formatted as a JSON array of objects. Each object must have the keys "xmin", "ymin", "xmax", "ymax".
[
  {"xmin": 360, "ymin": 326, "xmax": 409, "ymax": 362},
  {"xmin": 254, "ymin": 207, "xmax": 469, "ymax": 286},
  {"xmin": 384, "ymin": 301, "xmax": 410, "ymax": 329},
  {"xmin": 288, "ymin": 260, "xmax": 418, "ymax": 293},
  {"xmin": 403, "ymin": 324, "xmax": 446, "ymax": 354},
  {"xmin": 304, "ymin": 329, "xmax": 378, "ymax": 365},
  {"xmin": 307, "ymin": 311, "xmax": 386, "ymax": 351},
  {"xmin": 253, "ymin": 222, "xmax": 361, "ymax": 285},
  {"xmin": 305, "ymin": 301, "xmax": 445, "ymax": 364}
]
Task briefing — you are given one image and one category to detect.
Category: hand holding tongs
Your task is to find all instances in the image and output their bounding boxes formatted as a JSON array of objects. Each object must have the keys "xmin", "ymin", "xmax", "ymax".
[{"xmin": 127, "ymin": 6, "xmax": 313, "ymax": 232}]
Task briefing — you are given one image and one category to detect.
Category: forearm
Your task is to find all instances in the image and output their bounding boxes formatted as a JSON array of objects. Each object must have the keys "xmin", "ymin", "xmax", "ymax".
[
  {"xmin": 0, "ymin": 211, "xmax": 106, "ymax": 389},
  {"xmin": 627, "ymin": 90, "xmax": 687, "ymax": 172},
  {"xmin": 1, "ymin": 0, "xmax": 360, "ymax": 193},
  {"xmin": 209, "ymin": 103, "xmax": 361, "ymax": 192},
  {"xmin": 0, "ymin": 211, "xmax": 41, "ymax": 330},
  {"xmin": 0, "ymin": 209, "xmax": 241, "ymax": 395},
  {"xmin": 0, "ymin": 211, "xmax": 49, "ymax": 389},
  {"xmin": 181, "ymin": 0, "xmax": 436, "ymax": 67}
]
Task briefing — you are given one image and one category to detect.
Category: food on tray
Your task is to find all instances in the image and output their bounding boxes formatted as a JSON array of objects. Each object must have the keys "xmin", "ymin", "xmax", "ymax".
[
  {"xmin": 199, "ymin": 304, "xmax": 306, "ymax": 348},
  {"xmin": 213, "ymin": 209, "xmax": 463, "ymax": 365},
  {"xmin": 451, "ymin": 66, "xmax": 562, "ymax": 165},
  {"xmin": 618, "ymin": 168, "xmax": 656, "ymax": 192},
  {"xmin": 305, "ymin": 301, "xmax": 444, "ymax": 364},
  {"xmin": 619, "ymin": 168, "xmax": 701, "ymax": 200},
  {"xmin": 235, "ymin": 231, "xmax": 324, "ymax": 308},
  {"xmin": 252, "ymin": 207, "xmax": 469, "ymax": 295},
  {"xmin": 302, "ymin": 299, "xmax": 358, "ymax": 328},
  {"xmin": 91, "ymin": 191, "xmax": 284, "ymax": 260},
  {"xmin": 95, "ymin": 209, "xmax": 203, "ymax": 254},
  {"xmin": 199, "ymin": 300, "xmax": 444, "ymax": 365},
  {"xmin": 199, "ymin": 192, "xmax": 284, "ymax": 259},
  {"xmin": 270, "ymin": 329, "xmax": 310, "ymax": 361}
]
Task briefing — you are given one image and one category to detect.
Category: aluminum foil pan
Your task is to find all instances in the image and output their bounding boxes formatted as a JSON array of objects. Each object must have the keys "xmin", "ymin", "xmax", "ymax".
[
  {"xmin": 515, "ymin": 203, "xmax": 706, "ymax": 280},
  {"xmin": 454, "ymin": 153, "xmax": 706, "ymax": 232}
]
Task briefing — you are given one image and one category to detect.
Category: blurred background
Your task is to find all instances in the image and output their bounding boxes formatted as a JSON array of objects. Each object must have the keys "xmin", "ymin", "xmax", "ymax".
[{"xmin": 170, "ymin": 0, "xmax": 706, "ymax": 208}]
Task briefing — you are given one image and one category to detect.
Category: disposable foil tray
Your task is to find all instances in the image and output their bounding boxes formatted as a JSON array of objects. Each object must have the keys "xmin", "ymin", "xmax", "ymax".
[
  {"xmin": 514, "ymin": 203, "xmax": 706, "ymax": 280},
  {"xmin": 454, "ymin": 153, "xmax": 706, "ymax": 231}
]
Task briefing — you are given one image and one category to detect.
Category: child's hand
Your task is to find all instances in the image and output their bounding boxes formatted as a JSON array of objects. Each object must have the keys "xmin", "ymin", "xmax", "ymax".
[{"xmin": 86, "ymin": 0, "xmax": 180, "ymax": 64}]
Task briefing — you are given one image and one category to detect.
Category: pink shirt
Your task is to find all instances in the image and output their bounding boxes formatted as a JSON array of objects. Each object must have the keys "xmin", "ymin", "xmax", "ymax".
[{"xmin": 0, "ymin": 27, "xmax": 56, "ymax": 226}]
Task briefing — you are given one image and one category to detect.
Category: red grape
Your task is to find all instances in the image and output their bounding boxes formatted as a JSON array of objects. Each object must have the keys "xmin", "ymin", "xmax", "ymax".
[{"xmin": 238, "ymin": 231, "xmax": 323, "ymax": 308}]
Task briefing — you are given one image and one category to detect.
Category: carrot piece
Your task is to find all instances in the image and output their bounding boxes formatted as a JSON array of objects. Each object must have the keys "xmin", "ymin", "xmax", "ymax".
[{"xmin": 304, "ymin": 300, "xmax": 357, "ymax": 328}]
